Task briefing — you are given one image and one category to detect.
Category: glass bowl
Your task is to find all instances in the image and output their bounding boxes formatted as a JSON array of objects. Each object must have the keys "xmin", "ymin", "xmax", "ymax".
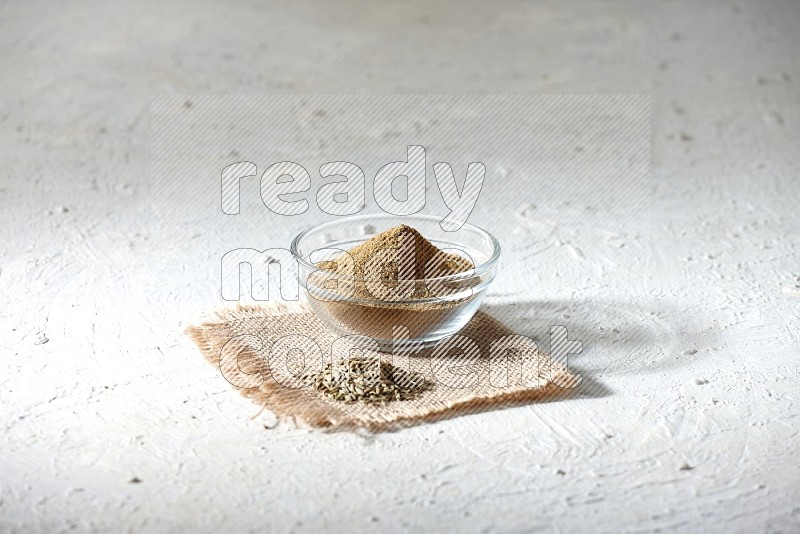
[{"xmin": 290, "ymin": 214, "xmax": 501, "ymax": 351}]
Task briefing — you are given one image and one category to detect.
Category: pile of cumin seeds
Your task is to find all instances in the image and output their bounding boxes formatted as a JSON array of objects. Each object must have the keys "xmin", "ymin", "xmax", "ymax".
[{"xmin": 304, "ymin": 356, "xmax": 427, "ymax": 404}]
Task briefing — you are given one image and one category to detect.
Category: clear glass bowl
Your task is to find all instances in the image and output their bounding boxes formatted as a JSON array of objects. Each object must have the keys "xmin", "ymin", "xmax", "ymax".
[{"xmin": 291, "ymin": 214, "xmax": 501, "ymax": 351}]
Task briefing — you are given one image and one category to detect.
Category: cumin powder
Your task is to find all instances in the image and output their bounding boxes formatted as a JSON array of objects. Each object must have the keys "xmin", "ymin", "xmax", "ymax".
[{"xmin": 310, "ymin": 224, "xmax": 478, "ymax": 342}]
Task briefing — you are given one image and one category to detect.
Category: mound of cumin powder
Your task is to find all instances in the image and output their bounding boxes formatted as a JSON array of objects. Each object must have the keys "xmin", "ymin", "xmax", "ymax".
[{"xmin": 310, "ymin": 224, "xmax": 478, "ymax": 343}]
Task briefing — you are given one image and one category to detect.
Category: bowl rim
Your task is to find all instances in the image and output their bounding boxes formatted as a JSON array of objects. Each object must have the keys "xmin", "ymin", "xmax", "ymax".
[{"xmin": 290, "ymin": 213, "xmax": 501, "ymax": 284}]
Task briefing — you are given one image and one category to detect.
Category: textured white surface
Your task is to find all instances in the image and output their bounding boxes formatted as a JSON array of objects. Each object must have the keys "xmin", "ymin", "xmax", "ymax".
[{"xmin": 1, "ymin": 1, "xmax": 799, "ymax": 532}]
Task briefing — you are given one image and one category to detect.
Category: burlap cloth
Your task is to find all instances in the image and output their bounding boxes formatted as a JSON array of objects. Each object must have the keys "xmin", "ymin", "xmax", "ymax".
[{"xmin": 186, "ymin": 302, "xmax": 579, "ymax": 431}]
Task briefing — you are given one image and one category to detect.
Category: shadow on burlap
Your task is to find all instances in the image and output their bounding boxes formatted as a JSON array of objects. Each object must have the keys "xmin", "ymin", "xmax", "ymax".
[{"xmin": 186, "ymin": 302, "xmax": 580, "ymax": 432}]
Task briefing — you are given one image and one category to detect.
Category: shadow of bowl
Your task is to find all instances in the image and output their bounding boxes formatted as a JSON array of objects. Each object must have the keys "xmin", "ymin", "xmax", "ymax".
[{"xmin": 482, "ymin": 297, "xmax": 716, "ymax": 380}]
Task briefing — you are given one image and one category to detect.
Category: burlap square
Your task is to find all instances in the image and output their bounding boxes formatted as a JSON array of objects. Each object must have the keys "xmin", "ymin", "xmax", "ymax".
[{"xmin": 186, "ymin": 302, "xmax": 578, "ymax": 431}]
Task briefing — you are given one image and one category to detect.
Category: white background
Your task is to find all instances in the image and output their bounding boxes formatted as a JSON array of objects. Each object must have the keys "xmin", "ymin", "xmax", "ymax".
[{"xmin": 1, "ymin": 1, "xmax": 799, "ymax": 532}]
